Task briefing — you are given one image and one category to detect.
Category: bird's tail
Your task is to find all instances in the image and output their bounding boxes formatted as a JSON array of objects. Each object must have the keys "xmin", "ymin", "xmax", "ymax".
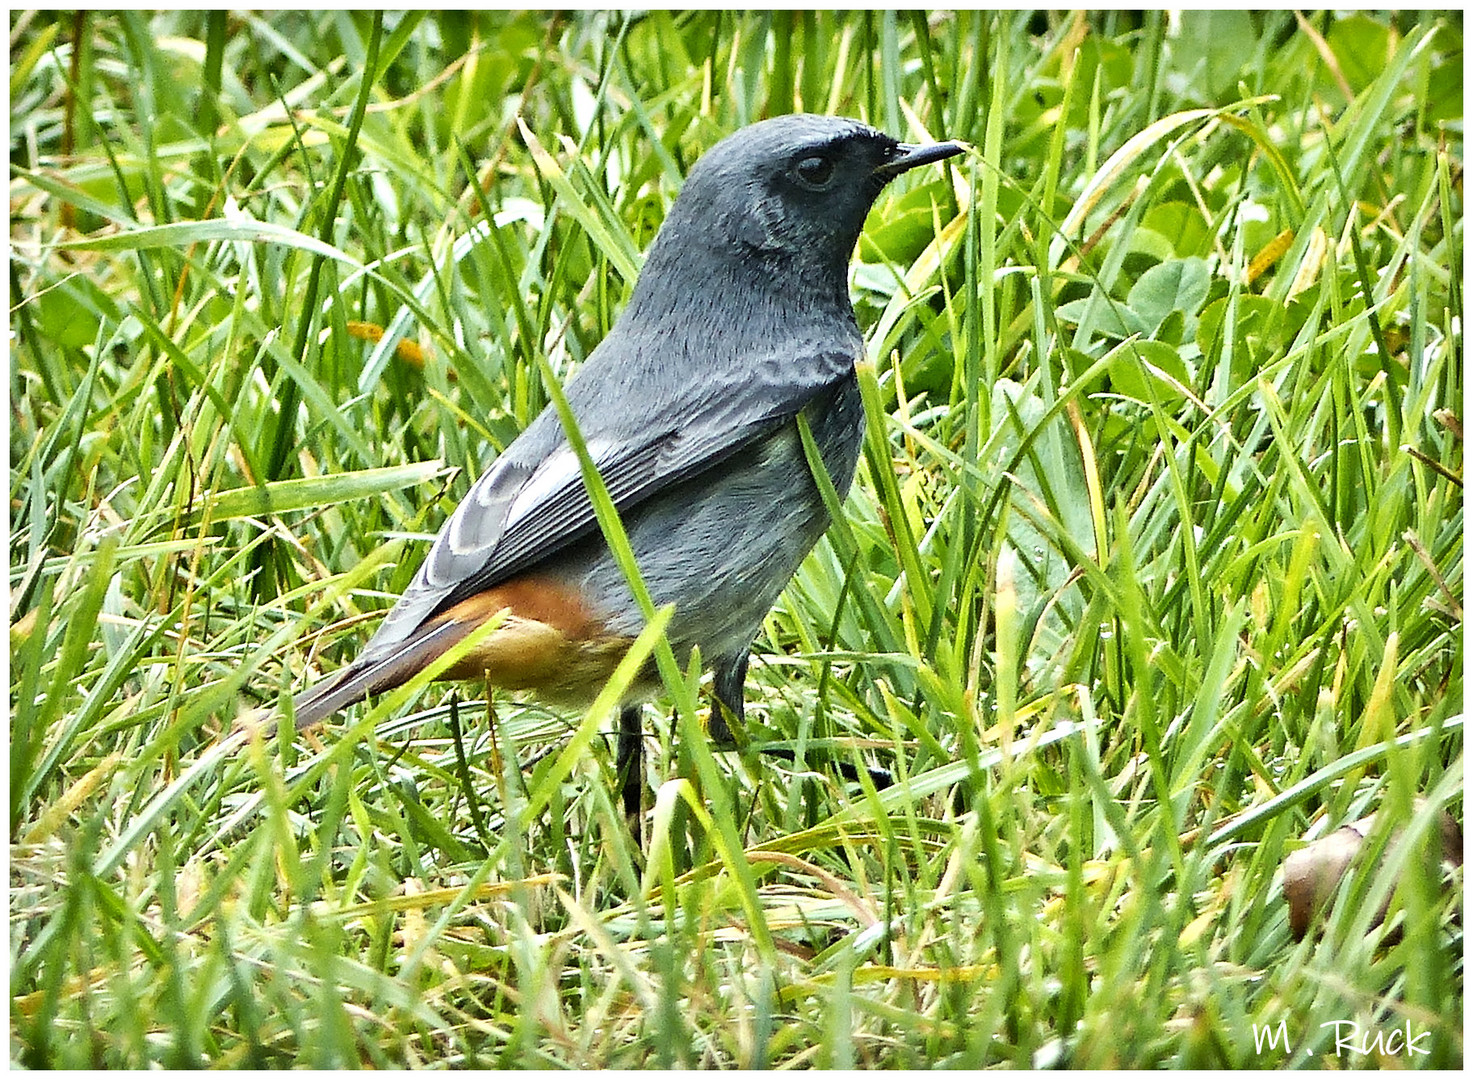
[
  {"xmin": 288, "ymin": 619, "xmax": 478, "ymax": 730},
  {"xmin": 288, "ymin": 664, "xmax": 379, "ymax": 730}
]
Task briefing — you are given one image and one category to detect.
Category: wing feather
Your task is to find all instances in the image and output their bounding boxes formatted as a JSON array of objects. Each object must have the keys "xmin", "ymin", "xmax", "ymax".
[{"xmin": 351, "ymin": 343, "xmax": 857, "ymax": 668}]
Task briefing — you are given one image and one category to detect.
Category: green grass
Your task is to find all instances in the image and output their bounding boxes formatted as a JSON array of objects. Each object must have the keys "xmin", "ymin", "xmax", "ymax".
[{"xmin": 9, "ymin": 10, "xmax": 1463, "ymax": 1068}]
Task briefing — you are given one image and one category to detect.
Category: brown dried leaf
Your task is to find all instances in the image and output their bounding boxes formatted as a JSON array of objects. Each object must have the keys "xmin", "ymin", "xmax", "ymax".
[{"xmin": 1283, "ymin": 805, "xmax": 1462, "ymax": 940}]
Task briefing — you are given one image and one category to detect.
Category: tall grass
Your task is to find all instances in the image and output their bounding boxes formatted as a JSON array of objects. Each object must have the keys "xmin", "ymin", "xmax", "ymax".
[{"xmin": 10, "ymin": 10, "xmax": 1462, "ymax": 1067}]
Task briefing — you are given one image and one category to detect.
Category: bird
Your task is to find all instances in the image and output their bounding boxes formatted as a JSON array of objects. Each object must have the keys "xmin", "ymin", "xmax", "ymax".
[{"xmin": 288, "ymin": 114, "xmax": 963, "ymax": 808}]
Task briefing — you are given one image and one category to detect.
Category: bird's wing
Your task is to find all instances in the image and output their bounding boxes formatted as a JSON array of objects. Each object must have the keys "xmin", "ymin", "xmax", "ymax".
[{"xmin": 353, "ymin": 343, "xmax": 858, "ymax": 666}]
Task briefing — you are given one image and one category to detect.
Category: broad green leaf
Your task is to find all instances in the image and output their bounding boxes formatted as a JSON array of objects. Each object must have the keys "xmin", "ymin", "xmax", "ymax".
[{"xmin": 1127, "ymin": 257, "xmax": 1211, "ymax": 337}]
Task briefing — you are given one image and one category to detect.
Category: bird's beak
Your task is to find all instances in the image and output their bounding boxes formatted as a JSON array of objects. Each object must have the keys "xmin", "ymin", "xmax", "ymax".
[{"xmin": 874, "ymin": 138, "xmax": 967, "ymax": 179}]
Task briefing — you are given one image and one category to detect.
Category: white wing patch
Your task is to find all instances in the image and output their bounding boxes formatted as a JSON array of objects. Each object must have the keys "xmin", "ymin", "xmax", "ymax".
[{"xmin": 503, "ymin": 438, "xmax": 614, "ymax": 531}]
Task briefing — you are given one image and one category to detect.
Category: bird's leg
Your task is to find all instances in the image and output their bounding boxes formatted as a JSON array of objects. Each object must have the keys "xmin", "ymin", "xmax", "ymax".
[
  {"xmin": 712, "ymin": 651, "xmax": 892, "ymax": 789},
  {"xmin": 709, "ymin": 652, "xmax": 749, "ymax": 748},
  {"xmin": 615, "ymin": 704, "xmax": 644, "ymax": 839}
]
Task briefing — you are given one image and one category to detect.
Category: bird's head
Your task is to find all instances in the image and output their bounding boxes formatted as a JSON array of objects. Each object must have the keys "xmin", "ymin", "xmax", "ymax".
[{"xmin": 637, "ymin": 114, "xmax": 965, "ymax": 304}]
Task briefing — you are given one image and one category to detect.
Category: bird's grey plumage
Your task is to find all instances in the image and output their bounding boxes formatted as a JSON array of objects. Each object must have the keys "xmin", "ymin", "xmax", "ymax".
[{"xmin": 291, "ymin": 114, "xmax": 962, "ymax": 730}]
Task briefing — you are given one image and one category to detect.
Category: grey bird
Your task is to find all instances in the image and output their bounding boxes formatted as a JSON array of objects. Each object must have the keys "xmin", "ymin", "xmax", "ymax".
[{"xmin": 290, "ymin": 114, "xmax": 963, "ymax": 800}]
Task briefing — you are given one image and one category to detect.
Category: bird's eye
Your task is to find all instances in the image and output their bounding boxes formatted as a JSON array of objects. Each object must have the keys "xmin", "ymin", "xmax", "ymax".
[{"xmin": 793, "ymin": 155, "xmax": 836, "ymax": 189}]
